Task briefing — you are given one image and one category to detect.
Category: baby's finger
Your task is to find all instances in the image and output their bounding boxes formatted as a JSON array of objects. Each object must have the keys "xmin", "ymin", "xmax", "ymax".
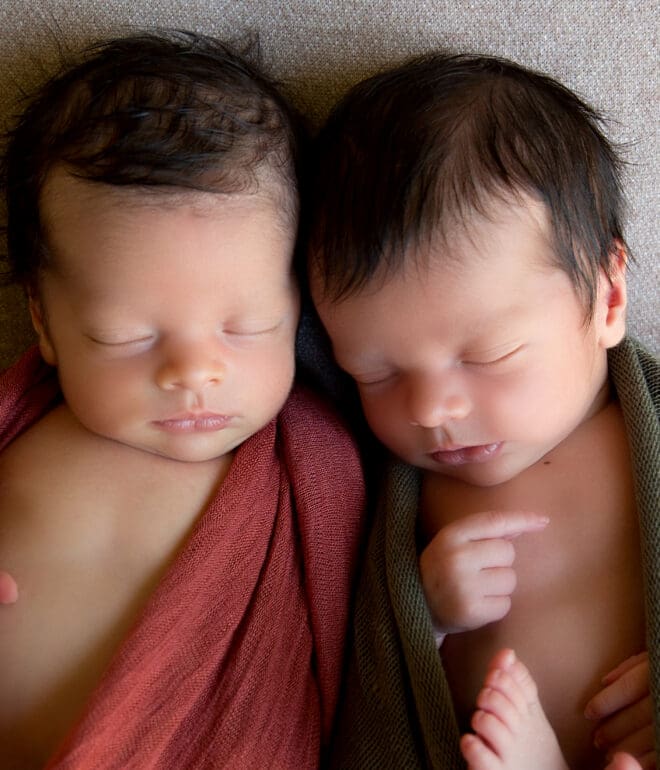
[
  {"xmin": 586, "ymin": 660, "xmax": 649, "ymax": 719},
  {"xmin": 434, "ymin": 592, "xmax": 512, "ymax": 631},
  {"xmin": 0, "ymin": 570, "xmax": 18, "ymax": 604},
  {"xmin": 469, "ymin": 538, "xmax": 517, "ymax": 569},
  {"xmin": 593, "ymin": 696, "xmax": 653, "ymax": 748},
  {"xmin": 602, "ymin": 652, "xmax": 648, "ymax": 686},
  {"xmin": 445, "ymin": 510, "xmax": 549, "ymax": 546},
  {"xmin": 423, "ymin": 536, "xmax": 517, "ymax": 583},
  {"xmin": 479, "ymin": 596, "xmax": 513, "ymax": 625},
  {"xmin": 603, "ymin": 724, "xmax": 655, "ymax": 764},
  {"xmin": 605, "ymin": 752, "xmax": 650, "ymax": 770},
  {"xmin": 479, "ymin": 566, "xmax": 517, "ymax": 597}
]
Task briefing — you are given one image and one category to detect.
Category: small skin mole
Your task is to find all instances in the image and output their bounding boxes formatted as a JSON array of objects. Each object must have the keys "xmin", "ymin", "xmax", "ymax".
[{"xmin": 543, "ymin": 461, "xmax": 551, "ymax": 465}]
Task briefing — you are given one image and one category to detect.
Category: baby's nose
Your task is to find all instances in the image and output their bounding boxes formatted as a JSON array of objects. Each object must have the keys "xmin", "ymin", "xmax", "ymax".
[
  {"xmin": 155, "ymin": 344, "xmax": 225, "ymax": 392},
  {"xmin": 407, "ymin": 375, "xmax": 471, "ymax": 428}
]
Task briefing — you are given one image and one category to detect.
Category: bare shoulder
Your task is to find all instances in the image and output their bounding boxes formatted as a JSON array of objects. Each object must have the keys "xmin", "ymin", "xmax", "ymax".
[
  {"xmin": 0, "ymin": 405, "xmax": 110, "ymax": 552},
  {"xmin": 0, "ymin": 400, "xmax": 229, "ymax": 609},
  {"xmin": 0, "ymin": 404, "xmax": 230, "ymax": 767},
  {"xmin": 2, "ymin": 404, "xmax": 124, "ymax": 502}
]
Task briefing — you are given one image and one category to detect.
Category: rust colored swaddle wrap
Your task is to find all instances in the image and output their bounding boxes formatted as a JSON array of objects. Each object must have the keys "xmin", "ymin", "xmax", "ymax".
[{"xmin": 1, "ymin": 347, "xmax": 365, "ymax": 769}]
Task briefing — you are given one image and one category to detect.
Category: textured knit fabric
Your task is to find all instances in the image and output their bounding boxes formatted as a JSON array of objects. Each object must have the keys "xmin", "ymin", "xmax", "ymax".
[
  {"xmin": 0, "ymin": 347, "xmax": 365, "ymax": 770},
  {"xmin": 330, "ymin": 337, "xmax": 659, "ymax": 769}
]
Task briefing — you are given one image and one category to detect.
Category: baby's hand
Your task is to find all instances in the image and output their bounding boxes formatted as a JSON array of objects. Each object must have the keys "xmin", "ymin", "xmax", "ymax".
[
  {"xmin": 0, "ymin": 570, "xmax": 18, "ymax": 604},
  {"xmin": 585, "ymin": 652, "xmax": 655, "ymax": 769},
  {"xmin": 419, "ymin": 510, "xmax": 548, "ymax": 635}
]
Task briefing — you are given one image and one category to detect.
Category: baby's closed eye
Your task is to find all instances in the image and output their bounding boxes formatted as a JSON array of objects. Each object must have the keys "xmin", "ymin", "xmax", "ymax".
[
  {"xmin": 85, "ymin": 331, "xmax": 155, "ymax": 348},
  {"xmin": 461, "ymin": 344, "xmax": 525, "ymax": 368},
  {"xmin": 222, "ymin": 320, "xmax": 284, "ymax": 337}
]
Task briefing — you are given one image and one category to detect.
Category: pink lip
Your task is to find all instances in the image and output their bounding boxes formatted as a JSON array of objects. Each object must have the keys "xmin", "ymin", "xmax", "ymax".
[
  {"xmin": 429, "ymin": 442, "xmax": 503, "ymax": 466},
  {"xmin": 153, "ymin": 413, "xmax": 232, "ymax": 434}
]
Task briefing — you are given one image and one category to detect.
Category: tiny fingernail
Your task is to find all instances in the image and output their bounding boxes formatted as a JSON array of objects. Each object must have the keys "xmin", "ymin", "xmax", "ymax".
[{"xmin": 503, "ymin": 649, "xmax": 516, "ymax": 666}]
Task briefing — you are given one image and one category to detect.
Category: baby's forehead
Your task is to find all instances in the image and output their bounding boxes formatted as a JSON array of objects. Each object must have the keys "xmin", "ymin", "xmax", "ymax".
[
  {"xmin": 40, "ymin": 168, "xmax": 292, "ymax": 232},
  {"xmin": 427, "ymin": 190, "xmax": 553, "ymax": 254},
  {"xmin": 314, "ymin": 192, "xmax": 558, "ymax": 301}
]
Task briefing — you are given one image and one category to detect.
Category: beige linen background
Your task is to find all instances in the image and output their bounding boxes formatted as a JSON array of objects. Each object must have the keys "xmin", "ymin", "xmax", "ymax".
[{"xmin": 0, "ymin": 0, "xmax": 657, "ymax": 368}]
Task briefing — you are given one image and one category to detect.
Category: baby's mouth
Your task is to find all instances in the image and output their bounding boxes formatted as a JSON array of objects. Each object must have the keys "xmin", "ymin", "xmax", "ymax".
[
  {"xmin": 153, "ymin": 413, "xmax": 233, "ymax": 433},
  {"xmin": 428, "ymin": 442, "xmax": 503, "ymax": 466}
]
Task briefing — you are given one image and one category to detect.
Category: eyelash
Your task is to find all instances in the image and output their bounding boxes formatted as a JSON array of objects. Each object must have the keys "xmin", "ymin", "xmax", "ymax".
[
  {"xmin": 223, "ymin": 325, "xmax": 280, "ymax": 337},
  {"xmin": 89, "ymin": 335, "xmax": 154, "ymax": 347},
  {"xmin": 463, "ymin": 346, "xmax": 523, "ymax": 367},
  {"xmin": 354, "ymin": 372, "xmax": 397, "ymax": 387}
]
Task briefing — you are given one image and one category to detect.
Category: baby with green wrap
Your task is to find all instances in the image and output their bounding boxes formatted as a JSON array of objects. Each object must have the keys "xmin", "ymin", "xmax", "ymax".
[{"xmin": 308, "ymin": 53, "xmax": 659, "ymax": 770}]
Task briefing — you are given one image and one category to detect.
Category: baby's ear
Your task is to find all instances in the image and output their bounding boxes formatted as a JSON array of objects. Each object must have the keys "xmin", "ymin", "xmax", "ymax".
[
  {"xmin": 28, "ymin": 288, "xmax": 57, "ymax": 366},
  {"xmin": 594, "ymin": 241, "xmax": 627, "ymax": 349}
]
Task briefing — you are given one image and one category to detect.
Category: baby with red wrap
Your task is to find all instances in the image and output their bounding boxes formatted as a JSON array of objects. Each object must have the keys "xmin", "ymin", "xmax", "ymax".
[{"xmin": 0, "ymin": 32, "xmax": 364, "ymax": 769}]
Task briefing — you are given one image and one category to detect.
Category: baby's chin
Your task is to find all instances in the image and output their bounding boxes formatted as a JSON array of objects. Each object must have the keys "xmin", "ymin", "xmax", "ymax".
[{"xmin": 97, "ymin": 432, "xmax": 239, "ymax": 466}]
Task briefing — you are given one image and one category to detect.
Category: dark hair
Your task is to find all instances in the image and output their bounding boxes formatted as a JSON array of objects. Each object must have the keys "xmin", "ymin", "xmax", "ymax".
[
  {"xmin": 3, "ymin": 30, "xmax": 304, "ymax": 287},
  {"xmin": 308, "ymin": 52, "xmax": 627, "ymax": 313}
]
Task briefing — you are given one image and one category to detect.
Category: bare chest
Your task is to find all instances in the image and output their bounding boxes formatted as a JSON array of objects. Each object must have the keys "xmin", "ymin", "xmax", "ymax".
[
  {"xmin": 421, "ymin": 404, "xmax": 645, "ymax": 768},
  {"xmin": 0, "ymin": 407, "xmax": 229, "ymax": 767}
]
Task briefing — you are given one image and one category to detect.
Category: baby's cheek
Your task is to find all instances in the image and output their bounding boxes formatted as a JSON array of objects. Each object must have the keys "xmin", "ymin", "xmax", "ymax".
[{"xmin": 361, "ymin": 397, "xmax": 393, "ymax": 437}]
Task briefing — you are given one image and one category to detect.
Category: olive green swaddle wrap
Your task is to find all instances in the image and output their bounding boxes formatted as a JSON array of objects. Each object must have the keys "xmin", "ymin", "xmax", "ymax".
[{"xmin": 330, "ymin": 337, "xmax": 660, "ymax": 770}]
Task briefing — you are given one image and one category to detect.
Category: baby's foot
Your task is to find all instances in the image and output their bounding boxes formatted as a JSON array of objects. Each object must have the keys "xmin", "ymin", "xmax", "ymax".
[
  {"xmin": 460, "ymin": 648, "xmax": 569, "ymax": 770},
  {"xmin": 604, "ymin": 753, "xmax": 643, "ymax": 770}
]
